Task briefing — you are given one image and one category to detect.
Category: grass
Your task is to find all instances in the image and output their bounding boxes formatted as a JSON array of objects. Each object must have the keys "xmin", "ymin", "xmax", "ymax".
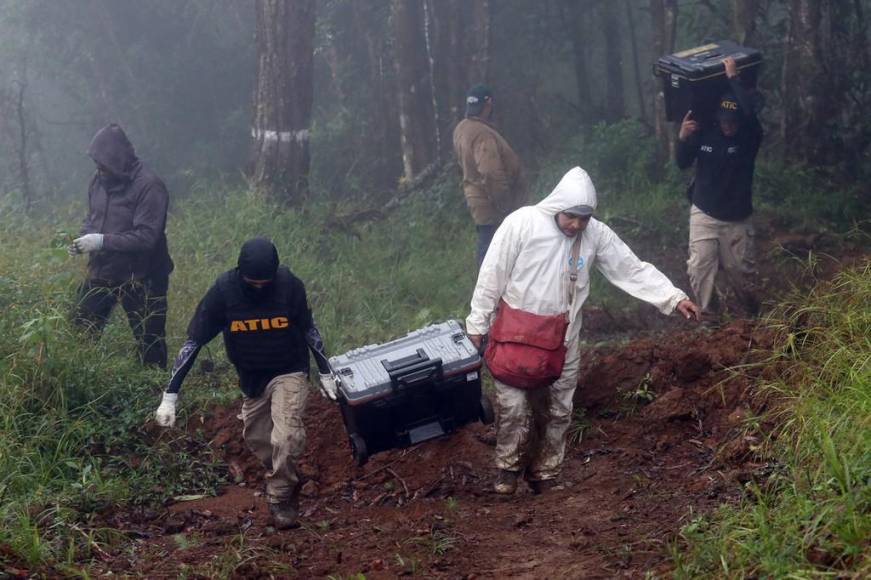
[
  {"xmin": 0, "ymin": 119, "xmax": 866, "ymax": 572},
  {"xmin": 0, "ymin": 236, "xmax": 226, "ymax": 570},
  {"xmin": 0, "ymin": 174, "xmax": 483, "ymax": 571},
  {"xmin": 673, "ymin": 263, "xmax": 871, "ymax": 578},
  {"xmin": 566, "ymin": 407, "xmax": 592, "ymax": 446}
]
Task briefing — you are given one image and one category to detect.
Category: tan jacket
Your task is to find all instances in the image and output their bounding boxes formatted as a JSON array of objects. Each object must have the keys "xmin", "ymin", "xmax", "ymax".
[{"xmin": 453, "ymin": 117, "xmax": 525, "ymax": 225}]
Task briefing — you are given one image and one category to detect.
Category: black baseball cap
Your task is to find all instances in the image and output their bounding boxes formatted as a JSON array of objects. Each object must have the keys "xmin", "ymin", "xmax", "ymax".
[
  {"xmin": 716, "ymin": 93, "xmax": 741, "ymax": 121},
  {"xmin": 465, "ymin": 84, "xmax": 493, "ymax": 117}
]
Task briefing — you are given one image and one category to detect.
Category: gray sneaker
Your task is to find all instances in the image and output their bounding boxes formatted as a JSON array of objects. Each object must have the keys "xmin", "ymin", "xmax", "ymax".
[{"xmin": 494, "ymin": 470, "xmax": 519, "ymax": 495}]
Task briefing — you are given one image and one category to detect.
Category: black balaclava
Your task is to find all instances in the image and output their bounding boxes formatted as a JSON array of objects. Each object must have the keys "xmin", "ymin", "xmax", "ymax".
[
  {"xmin": 237, "ymin": 237, "xmax": 280, "ymax": 301},
  {"xmin": 87, "ymin": 124, "xmax": 138, "ymax": 193}
]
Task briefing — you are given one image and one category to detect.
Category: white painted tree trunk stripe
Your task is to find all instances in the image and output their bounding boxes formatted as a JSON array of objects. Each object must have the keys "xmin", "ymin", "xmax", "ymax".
[{"xmin": 250, "ymin": 128, "xmax": 309, "ymax": 143}]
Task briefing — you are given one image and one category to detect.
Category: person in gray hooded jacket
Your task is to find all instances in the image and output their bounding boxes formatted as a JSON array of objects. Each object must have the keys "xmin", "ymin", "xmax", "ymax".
[{"xmin": 69, "ymin": 124, "xmax": 173, "ymax": 368}]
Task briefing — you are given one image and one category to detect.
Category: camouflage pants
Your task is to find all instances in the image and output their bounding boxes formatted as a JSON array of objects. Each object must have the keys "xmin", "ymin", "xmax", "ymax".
[
  {"xmin": 241, "ymin": 372, "xmax": 309, "ymax": 504},
  {"xmin": 687, "ymin": 205, "xmax": 757, "ymax": 314},
  {"xmin": 493, "ymin": 338, "xmax": 581, "ymax": 481}
]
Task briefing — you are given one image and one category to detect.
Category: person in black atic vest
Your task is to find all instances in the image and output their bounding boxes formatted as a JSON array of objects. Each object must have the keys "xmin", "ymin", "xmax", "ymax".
[{"xmin": 153, "ymin": 238, "xmax": 337, "ymax": 530}]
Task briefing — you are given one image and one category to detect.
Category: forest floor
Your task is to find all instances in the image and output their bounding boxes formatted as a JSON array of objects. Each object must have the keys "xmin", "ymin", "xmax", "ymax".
[{"xmin": 10, "ymin": 216, "xmax": 863, "ymax": 579}]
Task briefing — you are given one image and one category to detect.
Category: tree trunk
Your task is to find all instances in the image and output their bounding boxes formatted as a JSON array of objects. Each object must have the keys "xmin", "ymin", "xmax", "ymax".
[
  {"xmin": 845, "ymin": 0, "xmax": 871, "ymax": 172},
  {"xmin": 392, "ymin": 0, "xmax": 437, "ymax": 181},
  {"xmin": 651, "ymin": 0, "xmax": 679, "ymax": 164},
  {"xmin": 602, "ymin": 1, "xmax": 625, "ymax": 122},
  {"xmin": 781, "ymin": 0, "xmax": 827, "ymax": 162},
  {"xmin": 250, "ymin": 0, "xmax": 315, "ymax": 202},
  {"xmin": 561, "ymin": 0, "xmax": 593, "ymax": 122},
  {"xmin": 348, "ymin": 0, "xmax": 399, "ymax": 188},
  {"xmin": 421, "ymin": 1, "xmax": 444, "ymax": 159},
  {"xmin": 732, "ymin": 0, "xmax": 759, "ymax": 45},
  {"xmin": 466, "ymin": 0, "xmax": 491, "ymax": 85},
  {"xmin": 856, "ymin": 0, "xmax": 870, "ymax": 69},
  {"xmin": 425, "ymin": 0, "xmax": 490, "ymax": 160},
  {"xmin": 852, "ymin": 0, "xmax": 870, "ymax": 98},
  {"xmin": 14, "ymin": 81, "xmax": 32, "ymax": 211},
  {"xmin": 625, "ymin": 0, "xmax": 647, "ymax": 123},
  {"xmin": 426, "ymin": 0, "xmax": 452, "ymax": 158}
]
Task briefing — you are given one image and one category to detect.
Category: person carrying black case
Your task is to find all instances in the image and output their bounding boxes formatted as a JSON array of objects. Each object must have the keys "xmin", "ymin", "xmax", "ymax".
[{"xmin": 676, "ymin": 56, "xmax": 763, "ymax": 318}]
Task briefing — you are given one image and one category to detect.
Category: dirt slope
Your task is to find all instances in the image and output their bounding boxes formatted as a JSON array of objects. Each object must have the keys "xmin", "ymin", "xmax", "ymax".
[
  {"xmin": 79, "ymin": 224, "xmax": 866, "ymax": 578},
  {"xmin": 87, "ymin": 319, "xmax": 775, "ymax": 579}
]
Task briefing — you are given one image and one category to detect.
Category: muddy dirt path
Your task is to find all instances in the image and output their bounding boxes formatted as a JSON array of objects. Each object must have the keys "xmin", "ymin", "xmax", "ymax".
[
  {"xmin": 86, "ymin": 229, "xmax": 866, "ymax": 578},
  {"xmin": 92, "ymin": 319, "xmax": 775, "ymax": 579}
]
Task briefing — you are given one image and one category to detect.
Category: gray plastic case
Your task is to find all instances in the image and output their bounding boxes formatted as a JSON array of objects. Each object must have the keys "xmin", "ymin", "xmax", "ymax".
[{"xmin": 329, "ymin": 320, "xmax": 481, "ymax": 405}]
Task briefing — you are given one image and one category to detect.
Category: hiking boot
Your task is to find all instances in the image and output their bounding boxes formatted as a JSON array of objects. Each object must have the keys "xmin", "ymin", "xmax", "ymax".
[
  {"xmin": 269, "ymin": 500, "xmax": 300, "ymax": 530},
  {"xmin": 528, "ymin": 479, "xmax": 558, "ymax": 495},
  {"xmin": 494, "ymin": 470, "xmax": 519, "ymax": 495}
]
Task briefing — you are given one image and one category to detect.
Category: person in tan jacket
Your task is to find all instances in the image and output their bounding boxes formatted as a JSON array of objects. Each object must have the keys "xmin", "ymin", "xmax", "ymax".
[{"xmin": 453, "ymin": 84, "xmax": 526, "ymax": 267}]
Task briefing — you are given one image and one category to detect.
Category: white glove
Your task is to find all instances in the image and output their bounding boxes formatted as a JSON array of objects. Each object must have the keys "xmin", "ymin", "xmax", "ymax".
[
  {"xmin": 154, "ymin": 392, "xmax": 178, "ymax": 427},
  {"xmin": 71, "ymin": 233, "xmax": 104, "ymax": 254},
  {"xmin": 318, "ymin": 373, "xmax": 339, "ymax": 401}
]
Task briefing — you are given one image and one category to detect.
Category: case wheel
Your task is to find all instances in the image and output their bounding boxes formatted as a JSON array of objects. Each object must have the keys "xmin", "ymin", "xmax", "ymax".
[
  {"xmin": 479, "ymin": 394, "xmax": 495, "ymax": 425},
  {"xmin": 349, "ymin": 433, "xmax": 369, "ymax": 466}
]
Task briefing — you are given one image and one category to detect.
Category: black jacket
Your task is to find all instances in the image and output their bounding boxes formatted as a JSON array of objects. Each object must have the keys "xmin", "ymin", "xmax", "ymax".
[
  {"xmin": 167, "ymin": 266, "xmax": 330, "ymax": 398},
  {"xmin": 675, "ymin": 79, "xmax": 763, "ymax": 222},
  {"xmin": 80, "ymin": 125, "xmax": 173, "ymax": 283}
]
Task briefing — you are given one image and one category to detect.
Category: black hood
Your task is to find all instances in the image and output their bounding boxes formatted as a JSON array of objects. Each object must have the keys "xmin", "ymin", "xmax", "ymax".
[
  {"xmin": 87, "ymin": 124, "xmax": 138, "ymax": 178},
  {"xmin": 238, "ymin": 237, "xmax": 279, "ymax": 281}
]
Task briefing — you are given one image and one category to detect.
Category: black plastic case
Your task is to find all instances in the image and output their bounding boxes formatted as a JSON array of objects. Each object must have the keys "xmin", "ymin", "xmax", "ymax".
[
  {"xmin": 655, "ymin": 40, "xmax": 762, "ymax": 123},
  {"xmin": 329, "ymin": 320, "xmax": 493, "ymax": 466}
]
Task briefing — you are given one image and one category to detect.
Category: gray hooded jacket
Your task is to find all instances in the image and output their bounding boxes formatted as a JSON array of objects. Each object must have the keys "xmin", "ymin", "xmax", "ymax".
[{"xmin": 80, "ymin": 124, "xmax": 173, "ymax": 283}]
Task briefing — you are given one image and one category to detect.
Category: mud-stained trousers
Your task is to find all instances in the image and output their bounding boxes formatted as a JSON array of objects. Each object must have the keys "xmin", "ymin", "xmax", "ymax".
[
  {"xmin": 687, "ymin": 205, "xmax": 757, "ymax": 314},
  {"xmin": 493, "ymin": 337, "xmax": 581, "ymax": 481},
  {"xmin": 240, "ymin": 372, "xmax": 309, "ymax": 505}
]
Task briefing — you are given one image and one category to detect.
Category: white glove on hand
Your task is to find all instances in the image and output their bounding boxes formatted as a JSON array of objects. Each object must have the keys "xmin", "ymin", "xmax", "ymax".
[
  {"xmin": 318, "ymin": 373, "xmax": 339, "ymax": 401},
  {"xmin": 154, "ymin": 392, "xmax": 178, "ymax": 427},
  {"xmin": 71, "ymin": 233, "xmax": 104, "ymax": 254}
]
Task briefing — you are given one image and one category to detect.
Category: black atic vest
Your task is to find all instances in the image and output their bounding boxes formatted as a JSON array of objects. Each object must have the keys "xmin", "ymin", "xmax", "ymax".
[{"xmin": 217, "ymin": 268, "xmax": 309, "ymax": 375}]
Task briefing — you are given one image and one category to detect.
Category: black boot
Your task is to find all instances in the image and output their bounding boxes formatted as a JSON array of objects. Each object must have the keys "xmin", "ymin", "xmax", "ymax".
[
  {"xmin": 269, "ymin": 496, "xmax": 300, "ymax": 530},
  {"xmin": 528, "ymin": 479, "xmax": 558, "ymax": 495}
]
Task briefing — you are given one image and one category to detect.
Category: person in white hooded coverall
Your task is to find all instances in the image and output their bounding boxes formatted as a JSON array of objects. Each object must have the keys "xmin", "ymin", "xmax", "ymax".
[{"xmin": 466, "ymin": 167, "xmax": 700, "ymax": 495}]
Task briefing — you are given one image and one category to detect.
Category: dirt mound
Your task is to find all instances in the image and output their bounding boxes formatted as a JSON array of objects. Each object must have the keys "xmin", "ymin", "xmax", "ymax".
[
  {"xmin": 201, "ymin": 390, "xmax": 495, "ymax": 505},
  {"xmin": 580, "ymin": 319, "xmax": 771, "ymax": 420},
  {"xmin": 87, "ymin": 319, "xmax": 780, "ymax": 578}
]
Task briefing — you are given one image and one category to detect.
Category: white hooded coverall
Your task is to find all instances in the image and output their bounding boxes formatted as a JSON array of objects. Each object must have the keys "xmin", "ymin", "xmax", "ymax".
[{"xmin": 466, "ymin": 167, "xmax": 688, "ymax": 480}]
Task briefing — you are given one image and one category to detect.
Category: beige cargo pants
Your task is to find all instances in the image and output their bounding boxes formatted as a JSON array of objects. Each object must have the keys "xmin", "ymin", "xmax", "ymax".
[
  {"xmin": 493, "ymin": 337, "xmax": 581, "ymax": 481},
  {"xmin": 240, "ymin": 372, "xmax": 309, "ymax": 504},
  {"xmin": 687, "ymin": 205, "xmax": 756, "ymax": 313}
]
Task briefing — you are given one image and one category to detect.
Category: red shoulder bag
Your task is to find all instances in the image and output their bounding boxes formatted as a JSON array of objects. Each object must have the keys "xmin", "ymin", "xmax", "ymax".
[{"xmin": 483, "ymin": 235, "xmax": 581, "ymax": 389}]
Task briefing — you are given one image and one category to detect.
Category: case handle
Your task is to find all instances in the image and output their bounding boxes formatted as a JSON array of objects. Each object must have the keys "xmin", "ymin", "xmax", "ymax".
[
  {"xmin": 381, "ymin": 348, "xmax": 429, "ymax": 373},
  {"xmin": 382, "ymin": 350, "xmax": 444, "ymax": 391}
]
